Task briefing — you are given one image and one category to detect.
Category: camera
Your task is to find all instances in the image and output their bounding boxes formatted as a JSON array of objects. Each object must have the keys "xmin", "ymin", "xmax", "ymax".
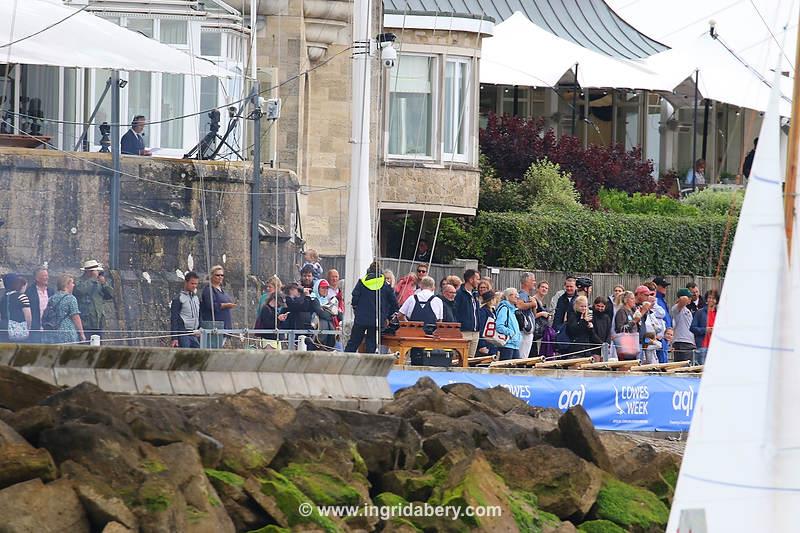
[{"xmin": 381, "ymin": 43, "xmax": 397, "ymax": 69}]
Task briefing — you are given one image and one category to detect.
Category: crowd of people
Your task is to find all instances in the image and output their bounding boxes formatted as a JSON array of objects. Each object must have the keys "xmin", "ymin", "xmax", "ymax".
[{"xmin": 1, "ymin": 249, "xmax": 717, "ymax": 365}]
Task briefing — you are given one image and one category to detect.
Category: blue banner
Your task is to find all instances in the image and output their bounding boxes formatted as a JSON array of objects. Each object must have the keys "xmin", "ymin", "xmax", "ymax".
[{"xmin": 388, "ymin": 370, "xmax": 701, "ymax": 432}]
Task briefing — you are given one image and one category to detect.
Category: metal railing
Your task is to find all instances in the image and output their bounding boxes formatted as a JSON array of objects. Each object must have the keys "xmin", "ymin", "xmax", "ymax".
[{"xmin": 197, "ymin": 328, "xmax": 341, "ymax": 350}]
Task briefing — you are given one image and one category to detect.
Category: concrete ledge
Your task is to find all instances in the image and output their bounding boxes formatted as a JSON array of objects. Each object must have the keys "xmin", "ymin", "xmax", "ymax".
[{"xmin": 0, "ymin": 344, "xmax": 395, "ymax": 404}]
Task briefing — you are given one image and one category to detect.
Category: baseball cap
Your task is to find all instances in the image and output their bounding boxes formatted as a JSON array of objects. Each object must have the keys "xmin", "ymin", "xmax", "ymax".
[
  {"xmin": 634, "ymin": 285, "xmax": 650, "ymax": 295},
  {"xmin": 677, "ymin": 288, "xmax": 692, "ymax": 298},
  {"xmin": 653, "ymin": 276, "xmax": 671, "ymax": 287}
]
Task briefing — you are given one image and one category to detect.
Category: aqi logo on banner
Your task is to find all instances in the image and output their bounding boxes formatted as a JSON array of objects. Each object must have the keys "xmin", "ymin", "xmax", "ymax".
[
  {"xmin": 672, "ymin": 386, "xmax": 695, "ymax": 416},
  {"xmin": 558, "ymin": 384, "xmax": 586, "ymax": 410}
]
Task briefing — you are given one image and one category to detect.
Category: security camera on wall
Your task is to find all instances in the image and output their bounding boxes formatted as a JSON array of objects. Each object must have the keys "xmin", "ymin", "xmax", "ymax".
[{"xmin": 381, "ymin": 44, "xmax": 397, "ymax": 69}]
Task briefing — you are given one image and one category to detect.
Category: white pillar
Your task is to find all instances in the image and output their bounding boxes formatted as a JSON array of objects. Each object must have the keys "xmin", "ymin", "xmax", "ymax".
[{"xmin": 344, "ymin": 0, "xmax": 374, "ymax": 323}]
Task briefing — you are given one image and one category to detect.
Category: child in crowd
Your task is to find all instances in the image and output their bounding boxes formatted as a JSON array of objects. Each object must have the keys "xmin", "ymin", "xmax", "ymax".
[
  {"xmin": 642, "ymin": 331, "xmax": 662, "ymax": 365},
  {"xmin": 663, "ymin": 327, "xmax": 674, "ymax": 363},
  {"xmin": 301, "ymin": 249, "xmax": 323, "ymax": 280}
]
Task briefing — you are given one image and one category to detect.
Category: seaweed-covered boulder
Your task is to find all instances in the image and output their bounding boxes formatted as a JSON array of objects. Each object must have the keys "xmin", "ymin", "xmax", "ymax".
[
  {"xmin": 332, "ymin": 408, "xmax": 421, "ymax": 473},
  {"xmin": 488, "ymin": 444, "xmax": 603, "ymax": 520},
  {"xmin": 187, "ymin": 390, "xmax": 296, "ymax": 478},
  {"xmin": 0, "ymin": 419, "xmax": 57, "ymax": 489},
  {"xmin": 61, "ymin": 460, "xmax": 138, "ymax": 531},
  {"xmin": 590, "ymin": 477, "xmax": 669, "ymax": 533},
  {"xmin": 204, "ymin": 469, "xmax": 268, "ymax": 531},
  {"xmin": 578, "ymin": 519, "xmax": 628, "ymax": 533}
]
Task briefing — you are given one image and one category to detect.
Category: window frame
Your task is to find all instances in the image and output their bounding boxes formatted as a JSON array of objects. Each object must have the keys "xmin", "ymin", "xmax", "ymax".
[{"xmin": 442, "ymin": 55, "xmax": 472, "ymax": 164}]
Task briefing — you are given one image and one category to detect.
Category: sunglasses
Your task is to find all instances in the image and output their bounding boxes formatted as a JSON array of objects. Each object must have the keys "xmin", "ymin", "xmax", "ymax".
[{"xmin": 417, "ymin": 270, "xmax": 427, "ymax": 274}]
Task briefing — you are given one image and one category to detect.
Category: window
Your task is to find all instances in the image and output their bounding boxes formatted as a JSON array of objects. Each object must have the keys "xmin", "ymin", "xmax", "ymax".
[
  {"xmin": 127, "ymin": 72, "xmax": 151, "ymax": 127},
  {"xmin": 199, "ymin": 77, "xmax": 219, "ymax": 138},
  {"xmin": 93, "ymin": 69, "xmax": 113, "ymax": 147},
  {"xmin": 443, "ymin": 58, "xmax": 470, "ymax": 161},
  {"xmin": 161, "ymin": 73, "xmax": 184, "ymax": 148},
  {"xmin": 126, "ymin": 18, "xmax": 153, "ymax": 38},
  {"xmin": 62, "ymin": 68, "xmax": 79, "ymax": 150},
  {"xmin": 388, "ymin": 55, "xmax": 434, "ymax": 157},
  {"xmin": 160, "ymin": 20, "xmax": 188, "ymax": 45},
  {"xmin": 20, "ymin": 65, "xmax": 59, "ymax": 140},
  {"xmin": 201, "ymin": 32, "xmax": 221, "ymax": 56},
  {"xmin": 501, "ymin": 85, "xmax": 529, "ymax": 117}
]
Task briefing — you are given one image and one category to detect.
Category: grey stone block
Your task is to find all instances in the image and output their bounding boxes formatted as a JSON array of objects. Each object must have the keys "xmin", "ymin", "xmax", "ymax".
[
  {"xmin": 11, "ymin": 344, "xmax": 61, "ymax": 368},
  {"xmin": 230, "ymin": 371, "xmax": 262, "ymax": 393},
  {"xmin": 131, "ymin": 351, "xmax": 175, "ymax": 371},
  {"xmin": 95, "ymin": 369, "xmax": 137, "ymax": 394},
  {"xmin": 303, "ymin": 373, "xmax": 345, "ymax": 399},
  {"xmin": 282, "ymin": 373, "xmax": 310, "ymax": 397},
  {"xmin": 53, "ymin": 367, "xmax": 97, "ymax": 388},
  {"xmin": 364, "ymin": 376, "xmax": 394, "ymax": 399},
  {"xmin": 19, "ymin": 366, "xmax": 57, "ymax": 386},
  {"xmin": 339, "ymin": 354, "xmax": 362, "ymax": 375},
  {"xmin": 257, "ymin": 372, "xmax": 288, "ymax": 396},
  {"xmin": 228, "ymin": 352, "xmax": 268, "ymax": 373},
  {"xmin": 358, "ymin": 398, "xmax": 388, "ymax": 413},
  {"xmin": 201, "ymin": 372, "xmax": 236, "ymax": 395},
  {"xmin": 168, "ymin": 371, "xmax": 207, "ymax": 395},
  {"xmin": 133, "ymin": 370, "xmax": 174, "ymax": 395},
  {"xmin": 337, "ymin": 374, "xmax": 366, "ymax": 398},
  {"xmin": 285, "ymin": 352, "xmax": 316, "ymax": 373},
  {"xmin": 258, "ymin": 352, "xmax": 293, "ymax": 373}
]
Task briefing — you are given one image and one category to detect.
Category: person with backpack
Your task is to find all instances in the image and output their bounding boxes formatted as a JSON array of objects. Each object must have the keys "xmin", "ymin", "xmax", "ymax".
[
  {"xmin": 398, "ymin": 276, "xmax": 443, "ymax": 324},
  {"xmin": 495, "ymin": 287, "xmax": 522, "ymax": 360},
  {"xmin": 42, "ymin": 274, "xmax": 85, "ymax": 344},
  {"xmin": 345, "ymin": 261, "xmax": 399, "ymax": 353}
]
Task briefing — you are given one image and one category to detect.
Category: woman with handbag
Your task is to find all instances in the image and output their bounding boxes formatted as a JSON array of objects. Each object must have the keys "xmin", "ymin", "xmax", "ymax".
[
  {"xmin": 1, "ymin": 274, "xmax": 32, "ymax": 342},
  {"xmin": 613, "ymin": 291, "xmax": 643, "ymax": 360}
]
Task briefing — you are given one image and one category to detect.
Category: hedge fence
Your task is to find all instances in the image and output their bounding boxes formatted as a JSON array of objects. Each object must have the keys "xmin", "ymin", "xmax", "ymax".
[{"xmin": 456, "ymin": 211, "xmax": 735, "ymax": 276}]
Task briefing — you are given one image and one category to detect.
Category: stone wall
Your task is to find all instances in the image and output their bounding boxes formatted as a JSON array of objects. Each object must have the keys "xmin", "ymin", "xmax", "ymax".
[
  {"xmin": 0, "ymin": 148, "xmax": 302, "ymax": 338},
  {"xmin": 380, "ymin": 163, "xmax": 480, "ymax": 213}
]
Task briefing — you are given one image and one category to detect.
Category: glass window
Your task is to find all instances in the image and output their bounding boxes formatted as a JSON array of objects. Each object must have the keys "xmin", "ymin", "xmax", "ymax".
[
  {"xmin": 0, "ymin": 65, "xmax": 18, "ymax": 134},
  {"xmin": 388, "ymin": 55, "xmax": 434, "ymax": 157},
  {"xmin": 501, "ymin": 85, "xmax": 529, "ymax": 117},
  {"xmin": 443, "ymin": 58, "xmax": 470, "ymax": 160},
  {"xmin": 62, "ymin": 68, "xmax": 79, "ymax": 150},
  {"xmin": 126, "ymin": 18, "xmax": 153, "ymax": 38},
  {"xmin": 92, "ymin": 69, "xmax": 112, "ymax": 147},
  {"xmin": 201, "ymin": 32, "xmax": 221, "ymax": 56},
  {"xmin": 479, "ymin": 83, "xmax": 497, "ymax": 129},
  {"xmin": 127, "ymin": 72, "xmax": 151, "ymax": 126},
  {"xmin": 20, "ymin": 65, "xmax": 59, "ymax": 141},
  {"xmin": 161, "ymin": 74, "xmax": 184, "ymax": 148},
  {"xmin": 199, "ymin": 77, "xmax": 219, "ymax": 138},
  {"xmin": 645, "ymin": 93, "xmax": 661, "ymax": 176},
  {"xmin": 160, "ymin": 20, "xmax": 188, "ymax": 45},
  {"xmin": 615, "ymin": 91, "xmax": 640, "ymax": 149}
]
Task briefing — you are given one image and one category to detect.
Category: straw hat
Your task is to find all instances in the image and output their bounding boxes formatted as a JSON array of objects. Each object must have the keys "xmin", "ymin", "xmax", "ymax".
[{"xmin": 80, "ymin": 259, "xmax": 103, "ymax": 271}]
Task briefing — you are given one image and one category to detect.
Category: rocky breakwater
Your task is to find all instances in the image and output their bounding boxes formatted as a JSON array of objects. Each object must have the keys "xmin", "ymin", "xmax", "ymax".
[{"xmin": 0, "ymin": 365, "xmax": 681, "ymax": 532}]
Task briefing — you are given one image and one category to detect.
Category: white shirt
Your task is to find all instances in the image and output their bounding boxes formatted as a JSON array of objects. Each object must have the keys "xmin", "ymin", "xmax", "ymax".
[
  {"xmin": 399, "ymin": 289, "xmax": 443, "ymax": 320},
  {"xmin": 685, "ymin": 169, "xmax": 705, "ymax": 185}
]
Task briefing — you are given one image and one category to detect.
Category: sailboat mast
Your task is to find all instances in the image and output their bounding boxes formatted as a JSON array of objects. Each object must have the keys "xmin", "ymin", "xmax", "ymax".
[{"xmin": 784, "ymin": 13, "xmax": 800, "ymax": 256}]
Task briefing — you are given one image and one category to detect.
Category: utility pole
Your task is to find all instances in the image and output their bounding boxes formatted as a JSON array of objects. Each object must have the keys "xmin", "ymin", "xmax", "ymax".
[
  {"xmin": 690, "ymin": 69, "xmax": 699, "ymax": 192},
  {"xmin": 250, "ymin": 87, "xmax": 262, "ymax": 275}
]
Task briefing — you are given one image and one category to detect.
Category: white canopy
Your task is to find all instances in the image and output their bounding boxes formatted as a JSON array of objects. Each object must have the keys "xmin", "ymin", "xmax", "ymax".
[
  {"xmin": 645, "ymin": 32, "xmax": 793, "ymax": 116},
  {"xmin": 480, "ymin": 13, "xmax": 666, "ymax": 91},
  {"xmin": 0, "ymin": 0, "xmax": 229, "ymax": 77}
]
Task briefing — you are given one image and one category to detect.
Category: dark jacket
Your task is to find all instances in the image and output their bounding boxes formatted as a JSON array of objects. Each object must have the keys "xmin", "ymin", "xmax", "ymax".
[
  {"xmin": 437, "ymin": 295, "xmax": 457, "ymax": 323},
  {"xmin": 285, "ymin": 295, "xmax": 315, "ymax": 330},
  {"xmin": 690, "ymin": 307, "xmax": 710, "ymax": 348},
  {"xmin": 73, "ymin": 276, "xmax": 114, "ymax": 331},
  {"xmin": 687, "ymin": 296, "xmax": 705, "ymax": 315},
  {"xmin": 592, "ymin": 312, "xmax": 613, "ymax": 344},
  {"xmin": 743, "ymin": 148, "xmax": 755, "ymax": 178},
  {"xmin": 614, "ymin": 307, "xmax": 639, "ymax": 334},
  {"xmin": 121, "ymin": 129, "xmax": 145, "ymax": 155},
  {"xmin": 454, "ymin": 286, "xmax": 479, "ymax": 332},
  {"xmin": 554, "ymin": 292, "xmax": 577, "ymax": 328},
  {"xmin": 566, "ymin": 313, "xmax": 601, "ymax": 346},
  {"xmin": 477, "ymin": 305, "xmax": 497, "ymax": 356},
  {"xmin": 200, "ymin": 285, "xmax": 233, "ymax": 329},
  {"xmin": 351, "ymin": 274, "xmax": 399, "ymax": 327},
  {"xmin": 25, "ymin": 284, "xmax": 54, "ymax": 331},
  {"xmin": 257, "ymin": 301, "xmax": 279, "ymax": 339}
]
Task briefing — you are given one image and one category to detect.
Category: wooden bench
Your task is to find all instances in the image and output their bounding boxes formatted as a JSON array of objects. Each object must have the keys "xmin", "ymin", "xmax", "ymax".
[
  {"xmin": 667, "ymin": 364, "xmax": 704, "ymax": 374},
  {"xmin": 468, "ymin": 355, "xmax": 496, "ymax": 366},
  {"xmin": 534, "ymin": 356, "xmax": 594, "ymax": 369},
  {"xmin": 580, "ymin": 359, "xmax": 641, "ymax": 371},
  {"xmin": 489, "ymin": 356, "xmax": 544, "ymax": 368},
  {"xmin": 630, "ymin": 361, "xmax": 690, "ymax": 372},
  {"xmin": 382, "ymin": 321, "xmax": 469, "ymax": 367}
]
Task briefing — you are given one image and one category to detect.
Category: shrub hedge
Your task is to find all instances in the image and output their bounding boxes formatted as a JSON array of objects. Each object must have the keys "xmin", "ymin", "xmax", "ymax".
[{"xmin": 450, "ymin": 211, "xmax": 734, "ymax": 276}]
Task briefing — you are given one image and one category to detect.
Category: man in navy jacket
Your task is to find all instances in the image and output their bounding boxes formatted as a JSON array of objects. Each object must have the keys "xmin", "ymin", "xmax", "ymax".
[
  {"xmin": 455, "ymin": 269, "xmax": 481, "ymax": 358},
  {"xmin": 121, "ymin": 115, "xmax": 152, "ymax": 156},
  {"xmin": 345, "ymin": 262, "xmax": 398, "ymax": 354}
]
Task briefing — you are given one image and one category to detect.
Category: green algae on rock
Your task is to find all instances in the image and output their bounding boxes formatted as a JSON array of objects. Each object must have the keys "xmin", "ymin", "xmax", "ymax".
[
  {"xmin": 578, "ymin": 519, "xmax": 627, "ymax": 533},
  {"xmin": 592, "ymin": 477, "xmax": 669, "ymax": 532}
]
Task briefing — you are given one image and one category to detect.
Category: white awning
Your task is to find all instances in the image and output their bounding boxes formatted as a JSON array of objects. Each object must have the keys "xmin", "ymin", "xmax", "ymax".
[
  {"xmin": 480, "ymin": 13, "xmax": 665, "ymax": 91},
  {"xmin": 0, "ymin": 0, "xmax": 230, "ymax": 77}
]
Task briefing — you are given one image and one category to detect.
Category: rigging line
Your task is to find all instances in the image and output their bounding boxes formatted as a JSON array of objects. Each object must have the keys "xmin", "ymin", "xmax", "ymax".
[
  {"xmin": 0, "ymin": 3, "xmax": 89, "ymax": 49},
  {"xmin": 714, "ymin": 33, "xmax": 791, "ymax": 102},
  {"xmin": 748, "ymin": 0, "xmax": 795, "ymax": 71},
  {"xmin": 656, "ymin": 0, "xmax": 746, "ymax": 41},
  {"xmin": 5, "ymin": 46, "xmax": 354, "ymax": 130}
]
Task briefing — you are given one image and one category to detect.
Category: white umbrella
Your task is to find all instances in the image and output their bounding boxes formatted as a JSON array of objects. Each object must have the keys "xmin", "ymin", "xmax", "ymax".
[{"xmin": 0, "ymin": 0, "xmax": 230, "ymax": 77}]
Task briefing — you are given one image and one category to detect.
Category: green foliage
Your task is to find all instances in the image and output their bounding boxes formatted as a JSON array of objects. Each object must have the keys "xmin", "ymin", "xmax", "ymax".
[
  {"xmin": 280, "ymin": 463, "xmax": 361, "ymax": 507},
  {"xmin": 246, "ymin": 526, "xmax": 291, "ymax": 533},
  {"xmin": 578, "ymin": 519, "xmax": 628, "ymax": 533},
  {"xmin": 508, "ymin": 490, "xmax": 561, "ymax": 533},
  {"xmin": 682, "ymin": 187, "xmax": 744, "ymax": 217},
  {"xmin": 258, "ymin": 469, "xmax": 341, "ymax": 532},
  {"xmin": 140, "ymin": 459, "xmax": 167, "ymax": 474},
  {"xmin": 593, "ymin": 477, "xmax": 669, "ymax": 530},
  {"xmin": 204, "ymin": 468, "xmax": 245, "ymax": 488},
  {"xmin": 441, "ymin": 210, "xmax": 734, "ymax": 275},
  {"xmin": 520, "ymin": 159, "xmax": 582, "ymax": 211},
  {"xmin": 479, "ymin": 153, "xmax": 521, "ymax": 212},
  {"xmin": 598, "ymin": 188, "xmax": 700, "ymax": 216}
]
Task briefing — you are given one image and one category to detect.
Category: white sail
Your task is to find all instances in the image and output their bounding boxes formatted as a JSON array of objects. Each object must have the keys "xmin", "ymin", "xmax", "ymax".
[{"xmin": 667, "ymin": 67, "xmax": 795, "ymax": 531}]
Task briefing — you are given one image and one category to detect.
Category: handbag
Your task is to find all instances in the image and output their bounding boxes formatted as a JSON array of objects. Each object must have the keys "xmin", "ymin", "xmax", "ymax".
[
  {"xmin": 482, "ymin": 315, "xmax": 508, "ymax": 347},
  {"xmin": 613, "ymin": 331, "xmax": 640, "ymax": 360},
  {"xmin": 515, "ymin": 309, "xmax": 533, "ymax": 333},
  {"xmin": 5, "ymin": 295, "xmax": 29, "ymax": 341}
]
